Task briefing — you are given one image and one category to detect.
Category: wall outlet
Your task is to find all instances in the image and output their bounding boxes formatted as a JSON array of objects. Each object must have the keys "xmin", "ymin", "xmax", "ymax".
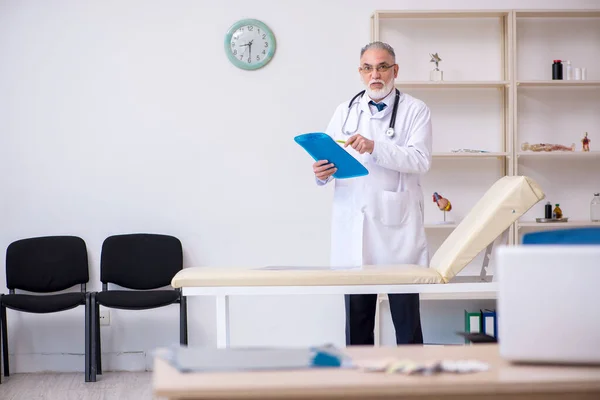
[{"xmin": 99, "ymin": 309, "xmax": 110, "ymax": 326}]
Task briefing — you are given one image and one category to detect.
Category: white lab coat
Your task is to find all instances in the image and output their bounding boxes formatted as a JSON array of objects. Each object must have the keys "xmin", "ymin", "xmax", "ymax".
[{"xmin": 318, "ymin": 89, "xmax": 432, "ymax": 268}]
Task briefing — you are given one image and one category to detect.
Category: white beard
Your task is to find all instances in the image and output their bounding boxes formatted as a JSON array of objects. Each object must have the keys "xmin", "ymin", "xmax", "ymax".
[{"xmin": 365, "ymin": 79, "xmax": 394, "ymax": 101}]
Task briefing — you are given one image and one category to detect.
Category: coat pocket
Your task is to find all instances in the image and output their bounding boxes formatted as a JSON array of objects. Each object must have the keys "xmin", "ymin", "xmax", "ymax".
[{"xmin": 379, "ymin": 190, "xmax": 413, "ymax": 226}]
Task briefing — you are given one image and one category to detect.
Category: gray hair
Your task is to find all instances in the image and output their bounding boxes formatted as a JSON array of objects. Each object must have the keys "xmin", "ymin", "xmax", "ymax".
[{"xmin": 360, "ymin": 41, "xmax": 396, "ymax": 61}]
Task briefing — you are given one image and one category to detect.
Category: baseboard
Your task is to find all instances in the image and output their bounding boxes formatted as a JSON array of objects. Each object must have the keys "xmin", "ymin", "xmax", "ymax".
[{"xmin": 7, "ymin": 351, "xmax": 155, "ymax": 373}]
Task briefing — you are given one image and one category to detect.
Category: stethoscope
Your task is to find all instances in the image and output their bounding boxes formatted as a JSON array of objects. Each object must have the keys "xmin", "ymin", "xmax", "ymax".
[{"xmin": 341, "ymin": 88, "xmax": 401, "ymax": 138}]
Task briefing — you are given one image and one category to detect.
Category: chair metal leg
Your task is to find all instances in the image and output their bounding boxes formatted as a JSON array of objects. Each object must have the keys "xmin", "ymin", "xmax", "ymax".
[
  {"xmin": 85, "ymin": 293, "xmax": 91, "ymax": 382},
  {"xmin": 95, "ymin": 300, "xmax": 102, "ymax": 375},
  {"xmin": 180, "ymin": 295, "xmax": 188, "ymax": 346},
  {"xmin": 1, "ymin": 304, "xmax": 9, "ymax": 377},
  {"xmin": 89, "ymin": 293, "xmax": 97, "ymax": 382}
]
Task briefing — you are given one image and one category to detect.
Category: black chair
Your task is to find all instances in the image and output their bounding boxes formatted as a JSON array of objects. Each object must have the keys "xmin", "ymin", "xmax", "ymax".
[
  {"xmin": 91, "ymin": 233, "xmax": 187, "ymax": 381},
  {"xmin": 0, "ymin": 236, "xmax": 92, "ymax": 382}
]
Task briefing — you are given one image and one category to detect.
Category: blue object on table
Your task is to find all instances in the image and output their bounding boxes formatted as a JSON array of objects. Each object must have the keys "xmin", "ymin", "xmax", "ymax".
[
  {"xmin": 309, "ymin": 345, "xmax": 347, "ymax": 368},
  {"xmin": 522, "ymin": 227, "xmax": 600, "ymax": 245},
  {"xmin": 294, "ymin": 132, "xmax": 369, "ymax": 179}
]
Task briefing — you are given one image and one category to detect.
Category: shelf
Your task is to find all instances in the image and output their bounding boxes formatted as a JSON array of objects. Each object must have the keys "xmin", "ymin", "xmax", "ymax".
[
  {"xmin": 517, "ymin": 151, "xmax": 600, "ymax": 158},
  {"xmin": 433, "ymin": 152, "xmax": 508, "ymax": 158},
  {"xmin": 396, "ymin": 81, "xmax": 509, "ymax": 89},
  {"xmin": 376, "ymin": 10, "xmax": 510, "ymax": 19},
  {"xmin": 515, "ymin": 10, "xmax": 600, "ymax": 18},
  {"xmin": 517, "ymin": 81, "xmax": 600, "ymax": 87},
  {"xmin": 518, "ymin": 221, "xmax": 600, "ymax": 228}
]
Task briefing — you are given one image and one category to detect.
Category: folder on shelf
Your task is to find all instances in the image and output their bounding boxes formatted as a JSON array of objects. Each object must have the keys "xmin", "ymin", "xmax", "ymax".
[
  {"xmin": 481, "ymin": 309, "xmax": 497, "ymax": 338},
  {"xmin": 463, "ymin": 310, "xmax": 481, "ymax": 344},
  {"xmin": 294, "ymin": 132, "xmax": 369, "ymax": 179}
]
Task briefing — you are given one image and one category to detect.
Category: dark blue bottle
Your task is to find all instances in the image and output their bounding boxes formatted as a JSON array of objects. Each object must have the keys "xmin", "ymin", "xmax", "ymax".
[{"xmin": 545, "ymin": 201, "xmax": 552, "ymax": 219}]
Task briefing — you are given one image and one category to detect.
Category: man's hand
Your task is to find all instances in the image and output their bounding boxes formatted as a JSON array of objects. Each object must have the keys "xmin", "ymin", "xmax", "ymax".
[
  {"xmin": 313, "ymin": 160, "xmax": 337, "ymax": 180},
  {"xmin": 345, "ymin": 134, "xmax": 374, "ymax": 154}
]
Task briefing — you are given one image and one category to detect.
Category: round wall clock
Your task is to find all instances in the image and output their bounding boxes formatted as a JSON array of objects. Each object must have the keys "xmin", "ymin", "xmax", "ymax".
[{"xmin": 225, "ymin": 19, "xmax": 276, "ymax": 70}]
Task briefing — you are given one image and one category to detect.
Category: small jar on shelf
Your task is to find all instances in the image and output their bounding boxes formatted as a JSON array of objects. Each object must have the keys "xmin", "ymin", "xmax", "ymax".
[
  {"xmin": 552, "ymin": 204, "xmax": 563, "ymax": 219},
  {"xmin": 591, "ymin": 193, "xmax": 600, "ymax": 222}
]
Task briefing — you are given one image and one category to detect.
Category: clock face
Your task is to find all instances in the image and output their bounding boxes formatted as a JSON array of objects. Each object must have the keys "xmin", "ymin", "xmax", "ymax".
[{"xmin": 225, "ymin": 19, "xmax": 276, "ymax": 70}]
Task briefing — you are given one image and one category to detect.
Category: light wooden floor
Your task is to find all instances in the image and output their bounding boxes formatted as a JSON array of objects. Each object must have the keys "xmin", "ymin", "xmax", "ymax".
[{"xmin": 0, "ymin": 372, "xmax": 164, "ymax": 400}]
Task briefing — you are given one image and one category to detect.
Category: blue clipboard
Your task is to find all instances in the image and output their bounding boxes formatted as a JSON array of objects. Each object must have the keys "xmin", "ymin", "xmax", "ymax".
[{"xmin": 294, "ymin": 132, "xmax": 369, "ymax": 179}]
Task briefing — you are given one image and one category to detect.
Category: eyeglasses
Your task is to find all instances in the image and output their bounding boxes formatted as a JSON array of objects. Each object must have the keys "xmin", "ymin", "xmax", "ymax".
[{"xmin": 359, "ymin": 64, "xmax": 396, "ymax": 74}]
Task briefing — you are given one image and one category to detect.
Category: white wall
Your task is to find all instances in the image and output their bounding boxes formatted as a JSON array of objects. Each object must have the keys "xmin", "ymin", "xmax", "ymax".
[{"xmin": 1, "ymin": 0, "xmax": 598, "ymax": 373}]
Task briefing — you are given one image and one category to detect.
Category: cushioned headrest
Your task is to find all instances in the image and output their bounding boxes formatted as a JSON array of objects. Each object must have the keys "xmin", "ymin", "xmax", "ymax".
[{"xmin": 431, "ymin": 176, "xmax": 544, "ymax": 282}]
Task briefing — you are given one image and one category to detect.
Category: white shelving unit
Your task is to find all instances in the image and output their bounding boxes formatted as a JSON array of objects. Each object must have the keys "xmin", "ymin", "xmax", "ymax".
[
  {"xmin": 370, "ymin": 9, "xmax": 600, "ymax": 345},
  {"xmin": 513, "ymin": 9, "xmax": 600, "ymax": 242},
  {"xmin": 371, "ymin": 8, "xmax": 600, "ymax": 245}
]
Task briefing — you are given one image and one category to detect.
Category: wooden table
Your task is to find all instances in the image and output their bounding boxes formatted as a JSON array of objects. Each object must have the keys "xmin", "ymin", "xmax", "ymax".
[{"xmin": 153, "ymin": 344, "xmax": 600, "ymax": 400}]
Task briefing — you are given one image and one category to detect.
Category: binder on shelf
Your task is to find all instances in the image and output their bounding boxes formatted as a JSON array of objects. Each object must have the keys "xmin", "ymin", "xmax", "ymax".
[
  {"xmin": 459, "ymin": 309, "xmax": 498, "ymax": 344},
  {"xmin": 464, "ymin": 310, "xmax": 481, "ymax": 344},
  {"xmin": 481, "ymin": 309, "xmax": 497, "ymax": 339},
  {"xmin": 294, "ymin": 132, "xmax": 369, "ymax": 179}
]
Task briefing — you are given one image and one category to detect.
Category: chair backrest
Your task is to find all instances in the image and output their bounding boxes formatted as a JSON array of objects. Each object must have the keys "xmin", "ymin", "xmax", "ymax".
[
  {"xmin": 430, "ymin": 176, "xmax": 545, "ymax": 282},
  {"xmin": 522, "ymin": 227, "xmax": 600, "ymax": 244},
  {"xmin": 6, "ymin": 235, "xmax": 89, "ymax": 292},
  {"xmin": 100, "ymin": 233, "xmax": 183, "ymax": 290}
]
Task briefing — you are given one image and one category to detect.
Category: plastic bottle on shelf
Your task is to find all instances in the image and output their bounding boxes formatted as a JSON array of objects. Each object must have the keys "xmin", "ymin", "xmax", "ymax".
[
  {"xmin": 552, "ymin": 60, "xmax": 563, "ymax": 80},
  {"xmin": 552, "ymin": 204, "xmax": 563, "ymax": 219},
  {"xmin": 564, "ymin": 60, "xmax": 572, "ymax": 80},
  {"xmin": 591, "ymin": 194, "xmax": 600, "ymax": 222},
  {"xmin": 544, "ymin": 201, "xmax": 552, "ymax": 219}
]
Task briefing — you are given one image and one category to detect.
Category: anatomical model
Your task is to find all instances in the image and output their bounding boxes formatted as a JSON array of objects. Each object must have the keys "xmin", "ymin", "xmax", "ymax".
[
  {"xmin": 582, "ymin": 132, "xmax": 591, "ymax": 152},
  {"xmin": 433, "ymin": 192, "xmax": 452, "ymax": 223},
  {"xmin": 521, "ymin": 142, "xmax": 575, "ymax": 152}
]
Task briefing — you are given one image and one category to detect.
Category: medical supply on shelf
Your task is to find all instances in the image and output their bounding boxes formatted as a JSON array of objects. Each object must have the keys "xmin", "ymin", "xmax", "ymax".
[
  {"xmin": 581, "ymin": 67, "xmax": 587, "ymax": 80},
  {"xmin": 564, "ymin": 60, "xmax": 572, "ymax": 80},
  {"xmin": 545, "ymin": 201, "xmax": 552, "ymax": 219},
  {"xmin": 451, "ymin": 148, "xmax": 490, "ymax": 153},
  {"xmin": 574, "ymin": 67, "xmax": 582, "ymax": 80},
  {"xmin": 591, "ymin": 193, "xmax": 600, "ymax": 222},
  {"xmin": 552, "ymin": 60, "xmax": 563, "ymax": 80},
  {"xmin": 553, "ymin": 204, "xmax": 563, "ymax": 219}
]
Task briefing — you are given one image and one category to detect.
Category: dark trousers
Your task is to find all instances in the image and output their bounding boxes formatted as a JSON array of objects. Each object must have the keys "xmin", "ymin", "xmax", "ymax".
[{"xmin": 344, "ymin": 293, "xmax": 423, "ymax": 345}]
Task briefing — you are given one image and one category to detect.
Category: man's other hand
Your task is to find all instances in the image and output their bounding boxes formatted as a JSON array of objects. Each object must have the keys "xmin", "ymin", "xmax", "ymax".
[{"xmin": 313, "ymin": 160, "xmax": 337, "ymax": 180}]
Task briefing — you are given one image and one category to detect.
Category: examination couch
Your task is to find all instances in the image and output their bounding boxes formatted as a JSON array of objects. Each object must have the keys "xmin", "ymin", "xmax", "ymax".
[{"xmin": 171, "ymin": 175, "xmax": 545, "ymax": 346}]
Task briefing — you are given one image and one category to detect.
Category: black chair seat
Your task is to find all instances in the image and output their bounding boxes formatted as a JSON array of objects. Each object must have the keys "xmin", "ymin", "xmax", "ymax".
[
  {"xmin": 95, "ymin": 290, "xmax": 179, "ymax": 310},
  {"xmin": 1, "ymin": 292, "xmax": 85, "ymax": 314}
]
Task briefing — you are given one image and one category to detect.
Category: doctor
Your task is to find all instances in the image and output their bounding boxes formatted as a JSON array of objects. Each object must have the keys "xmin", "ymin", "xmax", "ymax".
[{"xmin": 313, "ymin": 42, "xmax": 432, "ymax": 346}]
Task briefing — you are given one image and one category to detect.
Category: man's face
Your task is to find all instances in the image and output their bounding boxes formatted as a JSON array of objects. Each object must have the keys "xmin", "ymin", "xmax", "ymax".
[{"xmin": 358, "ymin": 49, "xmax": 398, "ymax": 101}]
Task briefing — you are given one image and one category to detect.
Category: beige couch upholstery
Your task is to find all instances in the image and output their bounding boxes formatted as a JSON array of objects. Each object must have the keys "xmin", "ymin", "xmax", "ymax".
[{"xmin": 171, "ymin": 176, "xmax": 544, "ymax": 288}]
